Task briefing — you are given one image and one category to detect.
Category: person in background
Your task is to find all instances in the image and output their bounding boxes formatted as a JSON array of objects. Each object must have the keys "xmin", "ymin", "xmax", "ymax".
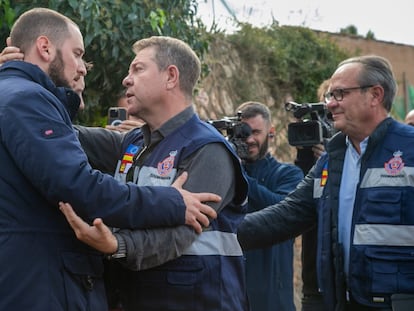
[
  {"xmin": 0, "ymin": 9, "xmax": 218, "ymax": 311},
  {"xmin": 404, "ymin": 109, "xmax": 414, "ymax": 126},
  {"xmin": 59, "ymin": 36, "xmax": 249, "ymax": 311},
  {"xmin": 236, "ymin": 101, "xmax": 303, "ymax": 311},
  {"xmin": 296, "ymin": 79, "xmax": 330, "ymax": 311},
  {"xmin": 238, "ymin": 55, "xmax": 414, "ymax": 311}
]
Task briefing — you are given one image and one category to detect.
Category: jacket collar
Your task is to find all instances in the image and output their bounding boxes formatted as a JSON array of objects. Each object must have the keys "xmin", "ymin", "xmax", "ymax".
[{"xmin": 0, "ymin": 61, "xmax": 80, "ymax": 121}]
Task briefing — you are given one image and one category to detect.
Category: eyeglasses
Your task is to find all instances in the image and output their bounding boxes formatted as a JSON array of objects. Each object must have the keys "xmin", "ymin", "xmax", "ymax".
[{"xmin": 324, "ymin": 85, "xmax": 374, "ymax": 103}]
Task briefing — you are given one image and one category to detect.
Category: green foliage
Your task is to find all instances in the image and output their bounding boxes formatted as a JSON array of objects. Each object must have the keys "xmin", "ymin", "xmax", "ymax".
[
  {"xmin": 0, "ymin": 0, "xmax": 15, "ymax": 29},
  {"xmin": 365, "ymin": 30, "xmax": 376, "ymax": 40},
  {"xmin": 228, "ymin": 22, "xmax": 348, "ymax": 104},
  {"xmin": 391, "ymin": 85, "xmax": 414, "ymax": 121},
  {"xmin": 0, "ymin": 0, "xmax": 210, "ymax": 125},
  {"xmin": 340, "ymin": 24, "xmax": 358, "ymax": 36}
]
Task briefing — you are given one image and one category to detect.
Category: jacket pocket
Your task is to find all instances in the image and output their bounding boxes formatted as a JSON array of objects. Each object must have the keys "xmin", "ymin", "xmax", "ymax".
[
  {"xmin": 365, "ymin": 247, "xmax": 414, "ymax": 293},
  {"xmin": 61, "ymin": 251, "xmax": 106, "ymax": 311},
  {"xmin": 127, "ymin": 256, "xmax": 207, "ymax": 311},
  {"xmin": 363, "ymin": 190, "xmax": 402, "ymax": 223}
]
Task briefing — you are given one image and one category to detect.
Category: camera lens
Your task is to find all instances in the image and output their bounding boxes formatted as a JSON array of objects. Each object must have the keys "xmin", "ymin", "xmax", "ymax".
[{"xmin": 109, "ymin": 109, "xmax": 119, "ymax": 118}]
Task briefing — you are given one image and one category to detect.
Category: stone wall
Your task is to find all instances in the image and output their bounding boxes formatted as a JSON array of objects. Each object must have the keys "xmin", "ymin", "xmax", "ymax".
[{"xmin": 195, "ymin": 31, "xmax": 414, "ymax": 163}]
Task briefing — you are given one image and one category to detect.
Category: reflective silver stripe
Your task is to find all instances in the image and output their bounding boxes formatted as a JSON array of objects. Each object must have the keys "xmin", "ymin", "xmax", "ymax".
[
  {"xmin": 353, "ymin": 224, "xmax": 414, "ymax": 246},
  {"xmin": 182, "ymin": 231, "xmax": 243, "ymax": 256},
  {"xmin": 313, "ymin": 178, "xmax": 323, "ymax": 198},
  {"xmin": 360, "ymin": 167, "xmax": 414, "ymax": 188}
]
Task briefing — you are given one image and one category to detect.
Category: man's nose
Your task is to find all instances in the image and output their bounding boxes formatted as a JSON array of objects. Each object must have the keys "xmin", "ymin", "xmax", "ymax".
[{"xmin": 122, "ymin": 75, "xmax": 132, "ymax": 87}]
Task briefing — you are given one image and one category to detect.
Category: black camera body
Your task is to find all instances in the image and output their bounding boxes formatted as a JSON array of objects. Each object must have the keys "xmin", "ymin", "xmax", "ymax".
[
  {"xmin": 207, "ymin": 113, "xmax": 252, "ymax": 160},
  {"xmin": 285, "ymin": 101, "xmax": 334, "ymax": 147}
]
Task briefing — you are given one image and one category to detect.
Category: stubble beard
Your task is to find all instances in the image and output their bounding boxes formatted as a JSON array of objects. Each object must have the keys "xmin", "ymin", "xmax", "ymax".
[
  {"xmin": 245, "ymin": 137, "xmax": 269, "ymax": 163},
  {"xmin": 48, "ymin": 49, "xmax": 71, "ymax": 88}
]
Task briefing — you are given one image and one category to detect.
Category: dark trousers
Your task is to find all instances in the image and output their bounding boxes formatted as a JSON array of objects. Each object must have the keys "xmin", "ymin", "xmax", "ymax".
[
  {"xmin": 301, "ymin": 293, "xmax": 327, "ymax": 311},
  {"xmin": 345, "ymin": 296, "xmax": 392, "ymax": 311}
]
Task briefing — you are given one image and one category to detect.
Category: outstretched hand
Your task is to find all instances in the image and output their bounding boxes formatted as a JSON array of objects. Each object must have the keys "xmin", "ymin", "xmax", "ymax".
[
  {"xmin": 59, "ymin": 202, "xmax": 118, "ymax": 254},
  {"xmin": 172, "ymin": 172, "xmax": 220, "ymax": 234}
]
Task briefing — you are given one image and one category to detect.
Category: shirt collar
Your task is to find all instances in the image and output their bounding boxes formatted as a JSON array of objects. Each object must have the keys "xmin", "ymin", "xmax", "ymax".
[
  {"xmin": 345, "ymin": 135, "xmax": 369, "ymax": 156},
  {"xmin": 141, "ymin": 105, "xmax": 195, "ymax": 147}
]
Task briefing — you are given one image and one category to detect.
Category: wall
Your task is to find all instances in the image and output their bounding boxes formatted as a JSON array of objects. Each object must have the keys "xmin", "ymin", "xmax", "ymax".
[
  {"xmin": 318, "ymin": 31, "xmax": 414, "ymax": 114},
  {"xmin": 196, "ymin": 31, "xmax": 414, "ymax": 163}
]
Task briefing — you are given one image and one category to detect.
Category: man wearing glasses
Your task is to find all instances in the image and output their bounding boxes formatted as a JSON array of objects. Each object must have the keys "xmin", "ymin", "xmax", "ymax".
[{"xmin": 238, "ymin": 55, "xmax": 414, "ymax": 311}]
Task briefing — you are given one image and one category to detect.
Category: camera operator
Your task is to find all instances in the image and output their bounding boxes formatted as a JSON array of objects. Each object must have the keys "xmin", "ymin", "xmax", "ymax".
[
  {"xmin": 294, "ymin": 79, "xmax": 331, "ymax": 311},
  {"xmin": 236, "ymin": 101, "xmax": 304, "ymax": 311}
]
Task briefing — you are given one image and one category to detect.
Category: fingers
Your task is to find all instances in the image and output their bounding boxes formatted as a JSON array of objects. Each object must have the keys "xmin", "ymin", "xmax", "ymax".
[
  {"xmin": 59, "ymin": 201, "xmax": 78, "ymax": 224},
  {"xmin": 104, "ymin": 125, "xmax": 119, "ymax": 131},
  {"xmin": 186, "ymin": 203, "xmax": 217, "ymax": 234},
  {"xmin": 92, "ymin": 218, "xmax": 109, "ymax": 235},
  {"xmin": 59, "ymin": 201, "xmax": 86, "ymax": 238},
  {"xmin": 172, "ymin": 171, "xmax": 188, "ymax": 189},
  {"xmin": 196, "ymin": 192, "xmax": 221, "ymax": 207},
  {"xmin": 122, "ymin": 119, "xmax": 144, "ymax": 128},
  {"xmin": 182, "ymin": 193, "xmax": 219, "ymax": 233},
  {"xmin": 0, "ymin": 46, "xmax": 24, "ymax": 66},
  {"xmin": 196, "ymin": 203, "xmax": 217, "ymax": 227},
  {"xmin": 312, "ymin": 144, "xmax": 325, "ymax": 158},
  {"xmin": 188, "ymin": 218, "xmax": 203, "ymax": 234}
]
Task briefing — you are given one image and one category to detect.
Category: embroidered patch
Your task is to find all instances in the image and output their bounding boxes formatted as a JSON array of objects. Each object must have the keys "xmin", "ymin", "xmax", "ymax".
[
  {"xmin": 157, "ymin": 150, "xmax": 177, "ymax": 176},
  {"xmin": 119, "ymin": 144, "xmax": 141, "ymax": 174},
  {"xmin": 384, "ymin": 150, "xmax": 404, "ymax": 175}
]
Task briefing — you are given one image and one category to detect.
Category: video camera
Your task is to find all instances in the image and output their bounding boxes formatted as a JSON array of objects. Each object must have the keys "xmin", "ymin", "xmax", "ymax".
[
  {"xmin": 285, "ymin": 101, "xmax": 334, "ymax": 147},
  {"xmin": 207, "ymin": 112, "xmax": 252, "ymax": 160}
]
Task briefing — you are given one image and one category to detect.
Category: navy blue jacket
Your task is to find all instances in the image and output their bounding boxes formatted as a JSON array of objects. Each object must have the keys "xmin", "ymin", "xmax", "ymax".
[
  {"xmin": 243, "ymin": 154, "xmax": 303, "ymax": 311},
  {"xmin": 0, "ymin": 61, "xmax": 188, "ymax": 310}
]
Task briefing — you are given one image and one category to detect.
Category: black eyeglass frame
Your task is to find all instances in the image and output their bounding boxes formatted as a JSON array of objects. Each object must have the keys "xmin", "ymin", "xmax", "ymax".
[{"xmin": 324, "ymin": 85, "xmax": 374, "ymax": 103}]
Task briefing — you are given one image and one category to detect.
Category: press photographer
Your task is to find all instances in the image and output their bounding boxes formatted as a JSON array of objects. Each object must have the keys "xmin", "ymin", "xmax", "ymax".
[{"xmin": 226, "ymin": 101, "xmax": 304, "ymax": 311}]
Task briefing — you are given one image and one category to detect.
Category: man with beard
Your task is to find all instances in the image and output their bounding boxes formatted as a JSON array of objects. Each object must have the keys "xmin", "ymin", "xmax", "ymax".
[
  {"xmin": 236, "ymin": 101, "xmax": 304, "ymax": 311},
  {"xmin": 0, "ymin": 8, "xmax": 218, "ymax": 311}
]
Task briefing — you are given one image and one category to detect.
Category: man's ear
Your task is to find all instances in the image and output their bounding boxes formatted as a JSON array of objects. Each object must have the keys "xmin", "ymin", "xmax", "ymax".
[
  {"xmin": 368, "ymin": 84, "xmax": 385, "ymax": 109},
  {"xmin": 6, "ymin": 36, "xmax": 11, "ymax": 47},
  {"xmin": 36, "ymin": 36, "xmax": 53, "ymax": 62},
  {"xmin": 165, "ymin": 65, "xmax": 179, "ymax": 90}
]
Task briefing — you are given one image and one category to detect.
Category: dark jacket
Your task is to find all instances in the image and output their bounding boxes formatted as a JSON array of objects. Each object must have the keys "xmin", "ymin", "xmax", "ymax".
[
  {"xmin": 243, "ymin": 154, "xmax": 303, "ymax": 311},
  {"xmin": 0, "ymin": 61, "xmax": 188, "ymax": 310},
  {"xmin": 238, "ymin": 117, "xmax": 414, "ymax": 311}
]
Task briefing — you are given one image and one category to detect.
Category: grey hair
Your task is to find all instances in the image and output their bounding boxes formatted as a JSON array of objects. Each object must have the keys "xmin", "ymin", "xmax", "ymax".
[{"xmin": 338, "ymin": 55, "xmax": 397, "ymax": 111}]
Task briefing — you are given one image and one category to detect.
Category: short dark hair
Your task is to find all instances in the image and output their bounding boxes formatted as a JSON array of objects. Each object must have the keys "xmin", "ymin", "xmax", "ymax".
[
  {"xmin": 236, "ymin": 101, "xmax": 272, "ymax": 126},
  {"xmin": 10, "ymin": 8, "xmax": 76, "ymax": 53}
]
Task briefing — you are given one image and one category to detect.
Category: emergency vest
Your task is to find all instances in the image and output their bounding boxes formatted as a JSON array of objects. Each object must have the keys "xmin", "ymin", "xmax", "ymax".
[
  {"xmin": 315, "ymin": 119, "xmax": 414, "ymax": 309},
  {"xmin": 115, "ymin": 114, "xmax": 249, "ymax": 310}
]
